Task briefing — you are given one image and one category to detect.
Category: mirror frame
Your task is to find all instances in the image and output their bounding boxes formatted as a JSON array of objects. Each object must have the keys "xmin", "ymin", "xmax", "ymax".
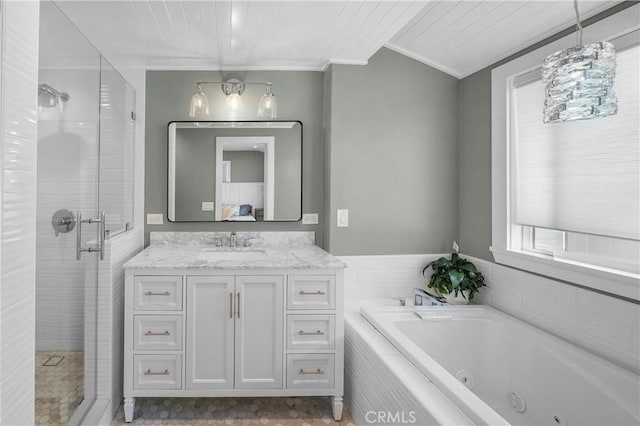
[{"xmin": 166, "ymin": 120, "xmax": 303, "ymax": 223}]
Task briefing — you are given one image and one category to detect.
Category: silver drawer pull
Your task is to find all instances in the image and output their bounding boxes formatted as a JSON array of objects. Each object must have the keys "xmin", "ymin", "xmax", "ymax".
[
  {"xmin": 145, "ymin": 330, "xmax": 170, "ymax": 336},
  {"xmin": 145, "ymin": 291, "xmax": 170, "ymax": 296},
  {"xmin": 298, "ymin": 330, "xmax": 325, "ymax": 336},
  {"xmin": 298, "ymin": 290, "xmax": 325, "ymax": 296},
  {"xmin": 298, "ymin": 368, "xmax": 324, "ymax": 375},
  {"xmin": 144, "ymin": 369, "xmax": 169, "ymax": 376}
]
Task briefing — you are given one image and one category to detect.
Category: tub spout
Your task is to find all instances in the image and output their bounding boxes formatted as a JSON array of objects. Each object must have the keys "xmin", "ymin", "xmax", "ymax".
[{"xmin": 412, "ymin": 288, "xmax": 445, "ymax": 306}]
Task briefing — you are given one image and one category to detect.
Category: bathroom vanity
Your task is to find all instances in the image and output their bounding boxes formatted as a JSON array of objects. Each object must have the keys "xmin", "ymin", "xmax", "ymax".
[{"xmin": 122, "ymin": 232, "xmax": 345, "ymax": 422}]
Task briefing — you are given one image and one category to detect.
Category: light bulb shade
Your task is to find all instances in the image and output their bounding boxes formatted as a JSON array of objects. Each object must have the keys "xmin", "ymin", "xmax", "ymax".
[
  {"xmin": 257, "ymin": 85, "xmax": 277, "ymax": 119},
  {"xmin": 189, "ymin": 85, "xmax": 209, "ymax": 117},
  {"xmin": 542, "ymin": 41, "xmax": 617, "ymax": 123}
]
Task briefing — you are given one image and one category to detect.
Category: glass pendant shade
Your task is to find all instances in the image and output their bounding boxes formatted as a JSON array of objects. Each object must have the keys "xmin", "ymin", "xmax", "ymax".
[
  {"xmin": 225, "ymin": 93, "xmax": 243, "ymax": 112},
  {"xmin": 189, "ymin": 84, "xmax": 209, "ymax": 118},
  {"xmin": 257, "ymin": 84, "xmax": 277, "ymax": 119}
]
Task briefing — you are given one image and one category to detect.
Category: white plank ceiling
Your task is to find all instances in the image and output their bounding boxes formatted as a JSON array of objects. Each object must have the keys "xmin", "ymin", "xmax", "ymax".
[{"xmin": 55, "ymin": 0, "xmax": 622, "ymax": 78}]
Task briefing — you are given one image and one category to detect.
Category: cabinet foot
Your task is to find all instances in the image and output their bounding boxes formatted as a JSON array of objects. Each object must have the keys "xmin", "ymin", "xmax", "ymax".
[
  {"xmin": 124, "ymin": 397, "xmax": 135, "ymax": 423},
  {"xmin": 332, "ymin": 396, "xmax": 343, "ymax": 421}
]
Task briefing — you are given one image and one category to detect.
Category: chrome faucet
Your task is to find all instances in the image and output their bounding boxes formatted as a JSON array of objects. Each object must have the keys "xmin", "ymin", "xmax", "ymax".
[
  {"xmin": 412, "ymin": 288, "xmax": 445, "ymax": 306},
  {"xmin": 229, "ymin": 232, "xmax": 237, "ymax": 248}
]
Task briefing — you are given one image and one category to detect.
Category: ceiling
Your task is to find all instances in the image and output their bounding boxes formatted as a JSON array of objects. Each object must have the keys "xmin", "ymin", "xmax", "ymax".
[{"xmin": 55, "ymin": 0, "xmax": 622, "ymax": 79}]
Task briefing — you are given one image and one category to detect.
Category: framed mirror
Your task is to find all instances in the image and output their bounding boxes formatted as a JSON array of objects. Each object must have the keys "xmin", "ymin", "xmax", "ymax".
[{"xmin": 168, "ymin": 121, "xmax": 302, "ymax": 222}]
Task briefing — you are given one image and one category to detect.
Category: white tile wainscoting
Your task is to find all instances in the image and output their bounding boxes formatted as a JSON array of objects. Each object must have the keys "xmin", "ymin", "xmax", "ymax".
[
  {"xmin": 91, "ymin": 228, "xmax": 144, "ymax": 425},
  {"xmin": 339, "ymin": 254, "xmax": 640, "ymax": 374},
  {"xmin": 0, "ymin": 1, "xmax": 40, "ymax": 424}
]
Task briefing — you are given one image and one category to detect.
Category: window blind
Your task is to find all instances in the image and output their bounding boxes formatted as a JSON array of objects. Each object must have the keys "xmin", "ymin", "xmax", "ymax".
[{"xmin": 511, "ymin": 42, "xmax": 639, "ymax": 241}]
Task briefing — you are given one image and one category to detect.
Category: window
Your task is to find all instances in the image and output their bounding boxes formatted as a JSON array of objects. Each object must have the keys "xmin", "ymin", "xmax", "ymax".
[
  {"xmin": 523, "ymin": 227, "xmax": 639, "ymax": 274},
  {"xmin": 491, "ymin": 6, "xmax": 640, "ymax": 300}
]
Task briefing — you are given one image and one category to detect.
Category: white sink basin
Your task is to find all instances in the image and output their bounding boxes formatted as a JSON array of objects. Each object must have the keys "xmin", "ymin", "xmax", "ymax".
[{"xmin": 199, "ymin": 249, "xmax": 268, "ymax": 262}]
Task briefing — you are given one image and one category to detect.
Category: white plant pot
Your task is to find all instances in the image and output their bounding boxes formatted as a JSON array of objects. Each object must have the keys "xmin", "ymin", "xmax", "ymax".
[{"xmin": 444, "ymin": 290, "xmax": 470, "ymax": 305}]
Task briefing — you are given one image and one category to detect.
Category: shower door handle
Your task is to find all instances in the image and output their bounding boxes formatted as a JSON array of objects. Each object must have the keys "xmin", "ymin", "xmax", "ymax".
[{"xmin": 76, "ymin": 211, "xmax": 106, "ymax": 261}]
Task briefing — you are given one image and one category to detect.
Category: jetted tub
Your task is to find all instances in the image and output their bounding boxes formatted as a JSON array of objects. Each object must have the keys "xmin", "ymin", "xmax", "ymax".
[{"xmin": 360, "ymin": 304, "xmax": 639, "ymax": 426}]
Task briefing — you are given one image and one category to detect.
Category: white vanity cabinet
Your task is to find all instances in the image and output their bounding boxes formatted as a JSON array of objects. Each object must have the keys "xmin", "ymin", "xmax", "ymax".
[
  {"xmin": 186, "ymin": 275, "xmax": 284, "ymax": 390},
  {"xmin": 123, "ymin": 268, "xmax": 344, "ymax": 423}
]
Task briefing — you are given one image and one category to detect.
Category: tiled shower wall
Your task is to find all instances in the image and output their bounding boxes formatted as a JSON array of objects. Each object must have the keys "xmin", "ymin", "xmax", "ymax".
[
  {"xmin": 340, "ymin": 254, "xmax": 640, "ymax": 374},
  {"xmin": 0, "ymin": 1, "xmax": 40, "ymax": 424}
]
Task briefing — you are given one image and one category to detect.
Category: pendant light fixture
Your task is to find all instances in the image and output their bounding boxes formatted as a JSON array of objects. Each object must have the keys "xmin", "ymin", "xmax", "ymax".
[
  {"xmin": 542, "ymin": 0, "xmax": 617, "ymax": 123},
  {"xmin": 188, "ymin": 79, "xmax": 277, "ymax": 119}
]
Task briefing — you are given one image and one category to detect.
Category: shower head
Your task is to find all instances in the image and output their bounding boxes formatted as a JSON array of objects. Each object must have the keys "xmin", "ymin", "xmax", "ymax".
[{"xmin": 38, "ymin": 83, "xmax": 69, "ymax": 108}]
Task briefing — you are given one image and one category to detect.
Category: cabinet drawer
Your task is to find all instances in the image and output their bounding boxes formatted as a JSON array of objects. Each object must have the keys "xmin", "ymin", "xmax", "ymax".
[
  {"xmin": 134, "ymin": 315, "xmax": 182, "ymax": 351},
  {"xmin": 133, "ymin": 355, "xmax": 182, "ymax": 390},
  {"xmin": 287, "ymin": 276, "xmax": 335, "ymax": 310},
  {"xmin": 287, "ymin": 315, "xmax": 335, "ymax": 350},
  {"xmin": 134, "ymin": 276, "xmax": 183, "ymax": 311},
  {"xmin": 286, "ymin": 354, "xmax": 335, "ymax": 389}
]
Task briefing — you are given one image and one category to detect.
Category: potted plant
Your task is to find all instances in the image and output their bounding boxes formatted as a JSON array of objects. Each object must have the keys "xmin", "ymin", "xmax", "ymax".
[{"xmin": 422, "ymin": 250, "xmax": 486, "ymax": 304}]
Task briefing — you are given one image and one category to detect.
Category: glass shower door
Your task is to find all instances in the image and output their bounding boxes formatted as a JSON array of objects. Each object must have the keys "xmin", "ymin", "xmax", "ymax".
[
  {"xmin": 36, "ymin": 2, "xmax": 100, "ymax": 424},
  {"xmin": 99, "ymin": 57, "xmax": 135, "ymax": 238}
]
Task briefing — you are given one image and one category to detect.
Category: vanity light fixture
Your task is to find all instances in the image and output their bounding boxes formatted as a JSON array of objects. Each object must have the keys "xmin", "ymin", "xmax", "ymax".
[
  {"xmin": 189, "ymin": 83, "xmax": 210, "ymax": 117},
  {"xmin": 541, "ymin": 0, "xmax": 617, "ymax": 123},
  {"xmin": 257, "ymin": 83, "xmax": 277, "ymax": 119},
  {"xmin": 188, "ymin": 79, "xmax": 277, "ymax": 119}
]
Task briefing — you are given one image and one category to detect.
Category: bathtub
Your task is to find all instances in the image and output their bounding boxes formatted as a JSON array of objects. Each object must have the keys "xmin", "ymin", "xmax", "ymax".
[{"xmin": 360, "ymin": 303, "xmax": 639, "ymax": 426}]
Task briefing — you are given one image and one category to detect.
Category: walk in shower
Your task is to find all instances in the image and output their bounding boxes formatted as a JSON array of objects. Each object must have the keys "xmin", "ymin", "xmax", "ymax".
[{"xmin": 36, "ymin": 2, "xmax": 135, "ymax": 424}]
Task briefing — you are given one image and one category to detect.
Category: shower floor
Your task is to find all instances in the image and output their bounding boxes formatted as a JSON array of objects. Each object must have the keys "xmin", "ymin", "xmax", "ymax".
[{"xmin": 35, "ymin": 350, "xmax": 83, "ymax": 426}]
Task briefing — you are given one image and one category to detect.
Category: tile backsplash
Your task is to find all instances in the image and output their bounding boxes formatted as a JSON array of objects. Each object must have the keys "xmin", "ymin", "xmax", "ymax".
[{"xmin": 340, "ymin": 253, "xmax": 640, "ymax": 374}]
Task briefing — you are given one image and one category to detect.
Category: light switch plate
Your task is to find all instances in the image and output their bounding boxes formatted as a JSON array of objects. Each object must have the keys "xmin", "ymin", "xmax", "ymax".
[
  {"xmin": 202, "ymin": 202, "xmax": 214, "ymax": 211},
  {"xmin": 337, "ymin": 209, "xmax": 349, "ymax": 227},
  {"xmin": 146, "ymin": 213, "xmax": 163, "ymax": 225},
  {"xmin": 302, "ymin": 213, "xmax": 319, "ymax": 224}
]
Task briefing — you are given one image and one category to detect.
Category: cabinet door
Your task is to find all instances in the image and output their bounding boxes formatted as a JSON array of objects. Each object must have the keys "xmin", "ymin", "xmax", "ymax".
[
  {"xmin": 234, "ymin": 275, "xmax": 284, "ymax": 389},
  {"xmin": 186, "ymin": 276, "xmax": 235, "ymax": 389}
]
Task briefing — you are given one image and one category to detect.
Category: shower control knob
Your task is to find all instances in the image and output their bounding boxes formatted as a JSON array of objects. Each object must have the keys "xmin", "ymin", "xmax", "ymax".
[{"xmin": 51, "ymin": 209, "xmax": 76, "ymax": 237}]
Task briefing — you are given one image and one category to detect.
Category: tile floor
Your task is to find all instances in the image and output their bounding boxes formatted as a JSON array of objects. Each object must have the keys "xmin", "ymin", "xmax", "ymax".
[
  {"xmin": 35, "ymin": 350, "xmax": 84, "ymax": 426},
  {"xmin": 111, "ymin": 397, "xmax": 355, "ymax": 425}
]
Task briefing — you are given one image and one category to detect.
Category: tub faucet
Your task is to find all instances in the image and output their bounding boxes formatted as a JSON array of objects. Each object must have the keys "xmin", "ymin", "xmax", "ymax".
[
  {"xmin": 229, "ymin": 232, "xmax": 237, "ymax": 248},
  {"xmin": 412, "ymin": 288, "xmax": 445, "ymax": 306}
]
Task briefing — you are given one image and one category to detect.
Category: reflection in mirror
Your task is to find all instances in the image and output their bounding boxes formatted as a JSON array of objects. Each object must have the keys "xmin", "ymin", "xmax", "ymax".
[{"xmin": 168, "ymin": 121, "xmax": 302, "ymax": 222}]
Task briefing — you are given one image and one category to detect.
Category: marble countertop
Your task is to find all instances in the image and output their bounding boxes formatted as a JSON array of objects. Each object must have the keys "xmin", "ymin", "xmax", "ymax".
[{"xmin": 124, "ymin": 232, "xmax": 346, "ymax": 270}]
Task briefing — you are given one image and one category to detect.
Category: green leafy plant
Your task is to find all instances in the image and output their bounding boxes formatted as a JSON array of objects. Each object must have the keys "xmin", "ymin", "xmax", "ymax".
[{"xmin": 422, "ymin": 253, "xmax": 486, "ymax": 301}]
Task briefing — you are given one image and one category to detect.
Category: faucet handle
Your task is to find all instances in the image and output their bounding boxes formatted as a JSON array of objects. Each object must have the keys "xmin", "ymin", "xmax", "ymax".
[
  {"xmin": 243, "ymin": 237, "xmax": 256, "ymax": 247},
  {"xmin": 213, "ymin": 237, "xmax": 223, "ymax": 247}
]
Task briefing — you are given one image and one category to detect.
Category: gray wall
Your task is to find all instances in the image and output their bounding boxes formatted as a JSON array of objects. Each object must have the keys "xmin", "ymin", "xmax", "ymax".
[
  {"xmin": 457, "ymin": 1, "xmax": 636, "ymax": 261},
  {"xmin": 325, "ymin": 48, "xmax": 460, "ymax": 255},
  {"xmin": 223, "ymin": 151, "xmax": 264, "ymax": 183},
  {"xmin": 273, "ymin": 127, "xmax": 302, "ymax": 220},
  {"xmin": 458, "ymin": 69, "xmax": 492, "ymax": 260},
  {"xmin": 145, "ymin": 70, "xmax": 324, "ymax": 246}
]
